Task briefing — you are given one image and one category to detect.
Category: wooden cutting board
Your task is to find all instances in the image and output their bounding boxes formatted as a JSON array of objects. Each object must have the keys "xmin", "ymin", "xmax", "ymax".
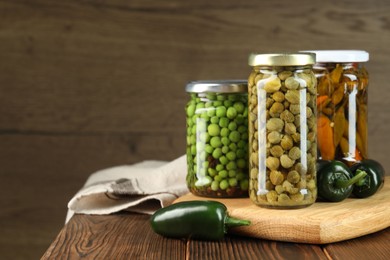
[{"xmin": 174, "ymin": 176, "xmax": 390, "ymax": 244}]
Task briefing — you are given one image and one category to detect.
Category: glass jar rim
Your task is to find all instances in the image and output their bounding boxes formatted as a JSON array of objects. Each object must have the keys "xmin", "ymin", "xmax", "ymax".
[
  {"xmin": 301, "ymin": 50, "xmax": 369, "ymax": 62},
  {"xmin": 248, "ymin": 53, "xmax": 315, "ymax": 66},
  {"xmin": 185, "ymin": 80, "xmax": 247, "ymax": 93}
]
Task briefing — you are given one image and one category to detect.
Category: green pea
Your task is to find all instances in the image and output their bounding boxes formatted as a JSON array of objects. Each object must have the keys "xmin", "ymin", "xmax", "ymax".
[
  {"xmin": 216, "ymin": 106, "xmax": 227, "ymax": 117},
  {"xmin": 186, "ymin": 104, "xmax": 196, "ymax": 117},
  {"xmin": 213, "ymin": 100, "xmax": 223, "ymax": 106},
  {"xmin": 196, "ymin": 103, "xmax": 205, "ymax": 110},
  {"xmin": 237, "ymin": 158, "xmax": 247, "ymax": 169},
  {"xmin": 241, "ymin": 132, "xmax": 249, "ymax": 140},
  {"xmin": 191, "ymin": 125, "xmax": 197, "ymax": 135},
  {"xmin": 243, "ymin": 107, "xmax": 248, "ymax": 117},
  {"xmin": 240, "ymin": 179, "xmax": 249, "ymax": 190},
  {"xmin": 221, "ymin": 137, "xmax": 230, "ymax": 146},
  {"xmin": 234, "ymin": 115, "xmax": 245, "ymax": 125},
  {"xmin": 228, "ymin": 122, "xmax": 237, "ymax": 131},
  {"xmin": 226, "ymin": 107, "xmax": 237, "ymax": 119},
  {"xmin": 229, "ymin": 178, "xmax": 238, "ymax": 187},
  {"xmin": 221, "ymin": 145, "xmax": 229, "ymax": 154},
  {"xmin": 208, "ymin": 168, "xmax": 217, "ymax": 177},
  {"xmin": 192, "ymin": 115, "xmax": 198, "ymax": 124},
  {"xmin": 236, "ymin": 149, "xmax": 246, "ymax": 158},
  {"xmin": 210, "ymin": 116, "xmax": 219, "ymax": 124},
  {"xmin": 216, "ymin": 164, "xmax": 224, "ymax": 171},
  {"xmin": 212, "ymin": 148, "xmax": 222, "ymax": 159},
  {"xmin": 237, "ymin": 140, "xmax": 246, "ymax": 149},
  {"xmin": 236, "ymin": 172, "xmax": 245, "ymax": 181},
  {"xmin": 228, "ymin": 94, "xmax": 238, "ymax": 101},
  {"xmin": 226, "ymin": 161, "xmax": 237, "ymax": 171},
  {"xmin": 187, "ymin": 117, "xmax": 194, "ymax": 127},
  {"xmin": 205, "ymin": 144, "xmax": 213, "ymax": 154},
  {"xmin": 219, "ymin": 117, "xmax": 229, "ymax": 128},
  {"xmin": 228, "ymin": 170, "xmax": 236, "ymax": 177},
  {"xmin": 210, "ymin": 136, "xmax": 222, "ymax": 148},
  {"xmin": 211, "ymin": 181, "xmax": 219, "ymax": 191},
  {"xmin": 200, "ymin": 113, "xmax": 209, "ymax": 121},
  {"xmin": 191, "ymin": 145, "xmax": 196, "ymax": 155},
  {"xmin": 217, "ymin": 94, "xmax": 226, "ymax": 101},
  {"xmin": 206, "ymin": 93, "xmax": 216, "ymax": 100},
  {"xmin": 226, "ymin": 151, "xmax": 236, "ymax": 161},
  {"xmin": 202, "ymin": 161, "xmax": 209, "ymax": 168},
  {"xmin": 214, "ymin": 175, "xmax": 222, "ymax": 182},
  {"xmin": 229, "ymin": 131, "xmax": 241, "ymax": 143},
  {"xmin": 218, "ymin": 170, "xmax": 228, "ymax": 178},
  {"xmin": 208, "ymin": 124, "xmax": 220, "ymax": 137},
  {"xmin": 199, "ymin": 132, "xmax": 210, "ymax": 143},
  {"xmin": 229, "ymin": 143, "xmax": 237, "ymax": 151},
  {"xmin": 219, "ymin": 156, "xmax": 228, "ymax": 165},
  {"xmin": 219, "ymin": 180, "xmax": 229, "ymax": 190},
  {"xmin": 190, "ymin": 135, "xmax": 196, "ymax": 145},
  {"xmin": 237, "ymin": 125, "xmax": 247, "ymax": 134},
  {"xmin": 223, "ymin": 100, "xmax": 233, "ymax": 107},
  {"xmin": 233, "ymin": 102, "xmax": 245, "ymax": 113},
  {"xmin": 220, "ymin": 127, "xmax": 230, "ymax": 137}
]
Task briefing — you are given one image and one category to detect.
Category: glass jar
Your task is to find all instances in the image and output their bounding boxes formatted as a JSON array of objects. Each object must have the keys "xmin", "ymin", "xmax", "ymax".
[
  {"xmin": 185, "ymin": 80, "xmax": 249, "ymax": 198},
  {"xmin": 248, "ymin": 53, "xmax": 317, "ymax": 208},
  {"xmin": 307, "ymin": 50, "xmax": 369, "ymax": 164}
]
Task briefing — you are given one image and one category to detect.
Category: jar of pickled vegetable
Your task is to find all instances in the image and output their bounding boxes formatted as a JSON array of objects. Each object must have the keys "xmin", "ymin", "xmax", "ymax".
[
  {"xmin": 308, "ymin": 50, "xmax": 369, "ymax": 164},
  {"xmin": 185, "ymin": 80, "xmax": 249, "ymax": 198},
  {"xmin": 248, "ymin": 53, "xmax": 317, "ymax": 208}
]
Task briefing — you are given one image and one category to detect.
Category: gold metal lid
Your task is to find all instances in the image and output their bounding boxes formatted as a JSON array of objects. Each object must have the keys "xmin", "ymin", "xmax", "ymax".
[
  {"xmin": 185, "ymin": 80, "xmax": 247, "ymax": 93},
  {"xmin": 248, "ymin": 53, "xmax": 316, "ymax": 66}
]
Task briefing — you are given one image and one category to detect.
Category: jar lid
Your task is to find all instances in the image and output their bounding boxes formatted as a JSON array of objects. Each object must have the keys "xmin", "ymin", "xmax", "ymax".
[
  {"xmin": 185, "ymin": 80, "xmax": 247, "ymax": 93},
  {"xmin": 248, "ymin": 53, "xmax": 316, "ymax": 66},
  {"xmin": 302, "ymin": 50, "xmax": 369, "ymax": 62}
]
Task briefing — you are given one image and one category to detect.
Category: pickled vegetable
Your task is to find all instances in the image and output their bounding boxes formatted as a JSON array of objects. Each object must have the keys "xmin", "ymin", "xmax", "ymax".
[
  {"xmin": 185, "ymin": 90, "xmax": 249, "ymax": 198},
  {"xmin": 315, "ymin": 63, "xmax": 368, "ymax": 164},
  {"xmin": 248, "ymin": 58, "xmax": 317, "ymax": 208}
]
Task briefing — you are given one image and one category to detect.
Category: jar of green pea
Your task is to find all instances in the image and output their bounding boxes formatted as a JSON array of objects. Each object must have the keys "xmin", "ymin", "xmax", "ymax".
[{"xmin": 185, "ymin": 80, "xmax": 249, "ymax": 198}]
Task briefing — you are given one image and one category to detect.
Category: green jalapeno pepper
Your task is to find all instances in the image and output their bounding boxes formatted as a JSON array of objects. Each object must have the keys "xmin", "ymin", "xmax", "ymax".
[
  {"xmin": 317, "ymin": 160, "xmax": 367, "ymax": 202},
  {"xmin": 351, "ymin": 159, "xmax": 385, "ymax": 198},
  {"xmin": 150, "ymin": 200, "xmax": 250, "ymax": 240}
]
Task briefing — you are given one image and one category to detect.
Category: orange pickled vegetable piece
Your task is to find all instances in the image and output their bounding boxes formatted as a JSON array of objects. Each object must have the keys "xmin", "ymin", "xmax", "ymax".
[
  {"xmin": 316, "ymin": 95, "xmax": 328, "ymax": 107},
  {"xmin": 317, "ymin": 114, "xmax": 335, "ymax": 160}
]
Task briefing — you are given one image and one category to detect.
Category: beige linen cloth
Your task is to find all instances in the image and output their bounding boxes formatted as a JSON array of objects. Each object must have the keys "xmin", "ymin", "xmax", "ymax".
[{"xmin": 66, "ymin": 155, "xmax": 187, "ymax": 223}]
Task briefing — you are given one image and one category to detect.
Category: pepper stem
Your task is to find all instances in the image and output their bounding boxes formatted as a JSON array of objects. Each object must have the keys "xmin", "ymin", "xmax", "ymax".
[
  {"xmin": 224, "ymin": 215, "xmax": 251, "ymax": 229},
  {"xmin": 355, "ymin": 169, "xmax": 368, "ymax": 186},
  {"xmin": 335, "ymin": 170, "xmax": 367, "ymax": 189}
]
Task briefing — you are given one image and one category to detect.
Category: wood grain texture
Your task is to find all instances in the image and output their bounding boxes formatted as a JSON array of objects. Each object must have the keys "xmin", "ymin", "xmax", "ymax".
[
  {"xmin": 42, "ymin": 212, "xmax": 390, "ymax": 259},
  {"xmin": 324, "ymin": 228, "xmax": 390, "ymax": 259},
  {"xmin": 175, "ymin": 177, "xmax": 390, "ymax": 244},
  {"xmin": 41, "ymin": 213, "xmax": 186, "ymax": 259},
  {"xmin": 187, "ymin": 235, "xmax": 327, "ymax": 260},
  {"xmin": 42, "ymin": 212, "xmax": 328, "ymax": 260},
  {"xmin": 0, "ymin": 0, "xmax": 389, "ymax": 258}
]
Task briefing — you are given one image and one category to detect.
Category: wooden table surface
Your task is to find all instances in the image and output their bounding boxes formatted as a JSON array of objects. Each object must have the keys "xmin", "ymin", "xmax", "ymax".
[{"xmin": 42, "ymin": 212, "xmax": 390, "ymax": 259}]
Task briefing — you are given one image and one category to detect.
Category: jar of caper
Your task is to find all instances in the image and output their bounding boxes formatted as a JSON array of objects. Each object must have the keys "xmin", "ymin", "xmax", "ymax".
[
  {"xmin": 185, "ymin": 80, "xmax": 249, "ymax": 198},
  {"xmin": 306, "ymin": 50, "xmax": 369, "ymax": 164},
  {"xmin": 248, "ymin": 53, "xmax": 317, "ymax": 208}
]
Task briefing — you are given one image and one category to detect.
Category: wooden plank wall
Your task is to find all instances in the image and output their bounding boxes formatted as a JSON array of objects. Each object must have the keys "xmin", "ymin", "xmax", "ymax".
[{"xmin": 0, "ymin": 0, "xmax": 389, "ymax": 259}]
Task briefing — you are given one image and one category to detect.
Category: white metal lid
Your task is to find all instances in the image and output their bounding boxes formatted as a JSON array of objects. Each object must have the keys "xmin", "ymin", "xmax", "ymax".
[
  {"xmin": 185, "ymin": 80, "xmax": 247, "ymax": 93},
  {"xmin": 302, "ymin": 50, "xmax": 369, "ymax": 63}
]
